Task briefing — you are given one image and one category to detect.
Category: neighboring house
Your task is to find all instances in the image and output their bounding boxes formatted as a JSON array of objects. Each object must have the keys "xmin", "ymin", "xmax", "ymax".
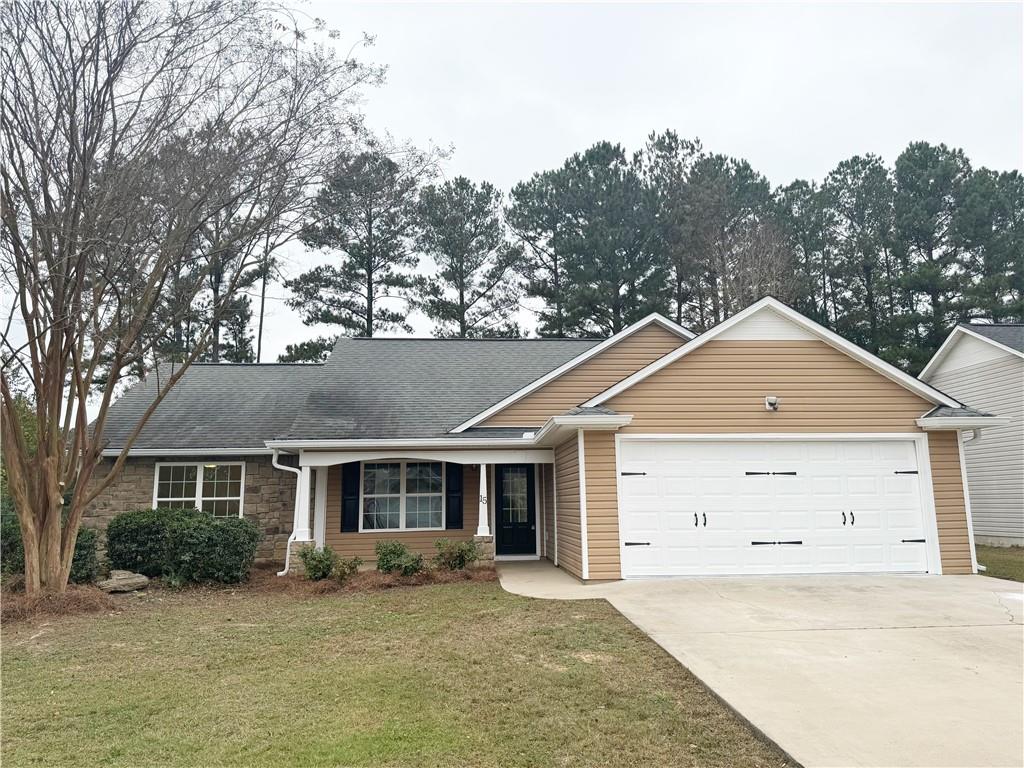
[
  {"xmin": 920, "ymin": 324, "xmax": 1024, "ymax": 547},
  {"xmin": 85, "ymin": 297, "xmax": 1005, "ymax": 579}
]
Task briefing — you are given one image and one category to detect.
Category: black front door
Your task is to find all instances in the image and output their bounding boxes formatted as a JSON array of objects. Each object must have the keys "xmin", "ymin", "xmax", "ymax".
[{"xmin": 495, "ymin": 464, "xmax": 536, "ymax": 555}]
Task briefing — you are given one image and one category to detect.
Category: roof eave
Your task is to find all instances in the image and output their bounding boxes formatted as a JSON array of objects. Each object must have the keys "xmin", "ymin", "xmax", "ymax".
[
  {"xmin": 533, "ymin": 413, "xmax": 634, "ymax": 446},
  {"xmin": 914, "ymin": 416, "xmax": 1010, "ymax": 430}
]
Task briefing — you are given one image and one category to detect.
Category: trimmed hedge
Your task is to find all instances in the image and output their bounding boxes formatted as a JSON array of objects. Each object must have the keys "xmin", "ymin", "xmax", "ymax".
[
  {"xmin": 0, "ymin": 517, "xmax": 99, "ymax": 584},
  {"xmin": 106, "ymin": 507, "xmax": 259, "ymax": 586}
]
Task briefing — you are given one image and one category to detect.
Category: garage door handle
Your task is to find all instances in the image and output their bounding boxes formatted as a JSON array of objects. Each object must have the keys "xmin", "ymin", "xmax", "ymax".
[
  {"xmin": 901, "ymin": 538, "xmax": 926, "ymax": 543},
  {"xmin": 778, "ymin": 540, "xmax": 803, "ymax": 545},
  {"xmin": 842, "ymin": 511, "xmax": 847, "ymax": 526},
  {"xmin": 624, "ymin": 541, "xmax": 651, "ymax": 546},
  {"xmin": 751, "ymin": 540, "xmax": 775, "ymax": 546},
  {"xmin": 850, "ymin": 512, "xmax": 855, "ymax": 526},
  {"xmin": 702, "ymin": 512, "xmax": 707, "ymax": 527},
  {"xmin": 745, "ymin": 471, "xmax": 771, "ymax": 476},
  {"xmin": 621, "ymin": 471, "xmax": 647, "ymax": 476},
  {"xmin": 694, "ymin": 513, "xmax": 698, "ymax": 527},
  {"xmin": 894, "ymin": 470, "xmax": 918, "ymax": 475}
]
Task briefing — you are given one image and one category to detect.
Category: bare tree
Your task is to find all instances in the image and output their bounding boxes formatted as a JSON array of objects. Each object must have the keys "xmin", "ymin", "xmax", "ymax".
[{"xmin": 0, "ymin": 1, "xmax": 382, "ymax": 593}]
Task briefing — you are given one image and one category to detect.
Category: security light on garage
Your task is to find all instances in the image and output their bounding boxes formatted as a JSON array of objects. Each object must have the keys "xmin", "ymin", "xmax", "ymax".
[{"xmin": 765, "ymin": 396, "xmax": 780, "ymax": 411}]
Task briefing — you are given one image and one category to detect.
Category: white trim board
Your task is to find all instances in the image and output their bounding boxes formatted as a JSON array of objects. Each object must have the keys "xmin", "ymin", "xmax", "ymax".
[
  {"xmin": 920, "ymin": 324, "xmax": 1024, "ymax": 380},
  {"xmin": 449, "ymin": 313, "xmax": 693, "ymax": 433},
  {"xmin": 582, "ymin": 298, "xmax": 960, "ymax": 409},
  {"xmin": 577, "ymin": 428, "xmax": 590, "ymax": 580}
]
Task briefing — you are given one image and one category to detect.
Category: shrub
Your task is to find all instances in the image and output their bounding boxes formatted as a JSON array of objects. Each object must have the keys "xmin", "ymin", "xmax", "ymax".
[
  {"xmin": 298, "ymin": 545, "xmax": 338, "ymax": 581},
  {"xmin": 333, "ymin": 556, "xmax": 362, "ymax": 585},
  {"xmin": 374, "ymin": 540, "xmax": 410, "ymax": 573},
  {"xmin": 433, "ymin": 538, "xmax": 480, "ymax": 571},
  {"xmin": 0, "ymin": 517, "xmax": 99, "ymax": 584},
  {"xmin": 106, "ymin": 508, "xmax": 180, "ymax": 577},
  {"xmin": 106, "ymin": 507, "xmax": 259, "ymax": 586},
  {"xmin": 374, "ymin": 540, "xmax": 424, "ymax": 576}
]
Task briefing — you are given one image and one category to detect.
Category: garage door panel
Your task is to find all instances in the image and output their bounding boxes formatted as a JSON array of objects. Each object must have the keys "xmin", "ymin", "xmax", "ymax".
[{"xmin": 619, "ymin": 439, "xmax": 930, "ymax": 578}]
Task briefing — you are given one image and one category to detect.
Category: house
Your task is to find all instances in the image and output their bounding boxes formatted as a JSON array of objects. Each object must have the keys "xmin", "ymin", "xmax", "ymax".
[
  {"xmin": 85, "ymin": 297, "xmax": 1006, "ymax": 579},
  {"xmin": 920, "ymin": 323, "xmax": 1024, "ymax": 547}
]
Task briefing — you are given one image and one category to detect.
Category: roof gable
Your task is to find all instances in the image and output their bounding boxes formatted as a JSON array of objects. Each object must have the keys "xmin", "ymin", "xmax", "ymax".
[
  {"xmin": 450, "ymin": 313, "xmax": 693, "ymax": 432},
  {"xmin": 920, "ymin": 324, "xmax": 1024, "ymax": 380},
  {"xmin": 583, "ymin": 298, "xmax": 960, "ymax": 409}
]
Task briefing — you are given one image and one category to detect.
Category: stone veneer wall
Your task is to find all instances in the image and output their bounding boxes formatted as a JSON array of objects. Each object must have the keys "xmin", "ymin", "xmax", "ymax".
[{"xmin": 83, "ymin": 455, "xmax": 296, "ymax": 564}]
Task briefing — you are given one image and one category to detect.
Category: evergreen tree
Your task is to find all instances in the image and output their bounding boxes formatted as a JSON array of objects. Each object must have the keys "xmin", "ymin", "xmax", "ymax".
[
  {"xmin": 287, "ymin": 146, "xmax": 436, "ymax": 337},
  {"xmin": 414, "ymin": 177, "xmax": 522, "ymax": 337},
  {"xmin": 278, "ymin": 336, "xmax": 338, "ymax": 363},
  {"xmin": 894, "ymin": 142, "xmax": 972, "ymax": 368}
]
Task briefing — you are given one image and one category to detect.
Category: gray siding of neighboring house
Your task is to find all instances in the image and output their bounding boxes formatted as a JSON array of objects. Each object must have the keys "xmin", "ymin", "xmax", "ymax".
[{"xmin": 927, "ymin": 339, "xmax": 1024, "ymax": 546}]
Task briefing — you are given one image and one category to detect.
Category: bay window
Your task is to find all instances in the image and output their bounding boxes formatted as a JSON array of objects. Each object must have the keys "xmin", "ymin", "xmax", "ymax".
[
  {"xmin": 153, "ymin": 462, "xmax": 245, "ymax": 518},
  {"xmin": 360, "ymin": 461, "xmax": 444, "ymax": 531}
]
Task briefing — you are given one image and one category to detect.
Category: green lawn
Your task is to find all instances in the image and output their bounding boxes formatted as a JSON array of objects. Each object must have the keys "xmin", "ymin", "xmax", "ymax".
[
  {"xmin": 977, "ymin": 545, "xmax": 1024, "ymax": 583},
  {"xmin": 1, "ymin": 581, "xmax": 788, "ymax": 768}
]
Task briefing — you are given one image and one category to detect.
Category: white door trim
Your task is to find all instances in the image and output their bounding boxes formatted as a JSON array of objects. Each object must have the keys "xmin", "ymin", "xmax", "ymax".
[{"xmin": 614, "ymin": 432, "xmax": 943, "ymax": 577}]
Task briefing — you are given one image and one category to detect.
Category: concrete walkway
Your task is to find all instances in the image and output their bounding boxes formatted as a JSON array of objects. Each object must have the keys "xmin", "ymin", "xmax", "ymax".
[{"xmin": 498, "ymin": 561, "xmax": 1024, "ymax": 768}]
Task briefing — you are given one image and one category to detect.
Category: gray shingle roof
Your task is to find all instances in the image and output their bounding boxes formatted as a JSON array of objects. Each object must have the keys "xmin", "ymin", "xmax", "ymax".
[
  {"xmin": 99, "ymin": 363, "xmax": 325, "ymax": 451},
  {"xmin": 923, "ymin": 405, "xmax": 996, "ymax": 419},
  {"xmin": 961, "ymin": 323, "xmax": 1024, "ymax": 353},
  {"xmin": 284, "ymin": 337, "xmax": 601, "ymax": 440}
]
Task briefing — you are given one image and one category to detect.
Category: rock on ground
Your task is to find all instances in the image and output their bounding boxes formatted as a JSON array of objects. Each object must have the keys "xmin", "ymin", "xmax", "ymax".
[{"xmin": 96, "ymin": 570, "xmax": 149, "ymax": 593}]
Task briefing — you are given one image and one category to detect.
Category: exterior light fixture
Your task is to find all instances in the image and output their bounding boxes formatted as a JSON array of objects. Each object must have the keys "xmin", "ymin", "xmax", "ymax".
[{"xmin": 765, "ymin": 396, "xmax": 780, "ymax": 411}]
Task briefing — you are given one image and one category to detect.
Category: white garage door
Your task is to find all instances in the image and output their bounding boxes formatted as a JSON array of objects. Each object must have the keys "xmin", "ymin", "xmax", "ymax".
[{"xmin": 618, "ymin": 439, "xmax": 931, "ymax": 577}]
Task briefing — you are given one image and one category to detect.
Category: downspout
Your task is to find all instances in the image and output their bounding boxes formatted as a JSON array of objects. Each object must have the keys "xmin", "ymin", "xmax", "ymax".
[{"xmin": 273, "ymin": 448, "xmax": 301, "ymax": 576}]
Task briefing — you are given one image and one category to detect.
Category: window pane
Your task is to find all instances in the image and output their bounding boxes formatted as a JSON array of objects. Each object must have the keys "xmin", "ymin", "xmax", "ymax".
[
  {"xmin": 406, "ymin": 462, "xmax": 442, "ymax": 494},
  {"xmin": 158, "ymin": 465, "xmax": 196, "ymax": 502},
  {"xmin": 364, "ymin": 463, "xmax": 400, "ymax": 495},
  {"xmin": 202, "ymin": 499, "xmax": 240, "ymax": 518},
  {"xmin": 363, "ymin": 496, "xmax": 400, "ymax": 529},
  {"xmin": 406, "ymin": 494, "xmax": 442, "ymax": 529},
  {"xmin": 502, "ymin": 468, "xmax": 529, "ymax": 523}
]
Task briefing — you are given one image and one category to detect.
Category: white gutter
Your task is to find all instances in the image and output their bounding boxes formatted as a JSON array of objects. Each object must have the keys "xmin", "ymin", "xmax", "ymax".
[
  {"xmin": 533, "ymin": 413, "xmax": 633, "ymax": 446},
  {"xmin": 915, "ymin": 416, "xmax": 1009, "ymax": 430},
  {"xmin": 101, "ymin": 448, "xmax": 273, "ymax": 457},
  {"xmin": 272, "ymin": 448, "xmax": 302, "ymax": 577},
  {"xmin": 265, "ymin": 436, "xmax": 538, "ymax": 450}
]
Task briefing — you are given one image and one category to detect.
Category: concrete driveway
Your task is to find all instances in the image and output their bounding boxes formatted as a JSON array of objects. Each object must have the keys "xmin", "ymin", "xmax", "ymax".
[{"xmin": 499, "ymin": 562, "xmax": 1024, "ymax": 768}]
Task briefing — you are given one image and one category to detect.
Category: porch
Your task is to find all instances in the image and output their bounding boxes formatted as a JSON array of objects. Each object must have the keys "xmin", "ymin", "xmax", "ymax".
[{"xmin": 282, "ymin": 448, "xmax": 557, "ymax": 569}]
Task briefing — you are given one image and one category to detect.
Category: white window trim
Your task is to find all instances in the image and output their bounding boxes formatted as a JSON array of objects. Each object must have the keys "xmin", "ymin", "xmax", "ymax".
[
  {"xmin": 151, "ymin": 461, "xmax": 246, "ymax": 518},
  {"xmin": 357, "ymin": 460, "xmax": 446, "ymax": 533}
]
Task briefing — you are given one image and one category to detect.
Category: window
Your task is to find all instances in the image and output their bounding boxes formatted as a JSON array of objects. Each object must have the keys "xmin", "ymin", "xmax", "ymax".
[
  {"xmin": 360, "ymin": 461, "xmax": 444, "ymax": 531},
  {"xmin": 154, "ymin": 462, "xmax": 245, "ymax": 518}
]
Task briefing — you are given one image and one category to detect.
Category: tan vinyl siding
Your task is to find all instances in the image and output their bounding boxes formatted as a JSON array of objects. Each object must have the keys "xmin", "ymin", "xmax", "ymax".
[
  {"xmin": 610, "ymin": 340, "xmax": 933, "ymax": 432},
  {"xmin": 553, "ymin": 437, "xmax": 583, "ymax": 578},
  {"xmin": 929, "ymin": 431, "xmax": 973, "ymax": 574},
  {"xmin": 482, "ymin": 324, "xmax": 684, "ymax": 427},
  {"xmin": 926, "ymin": 355, "xmax": 1024, "ymax": 544},
  {"xmin": 583, "ymin": 431, "xmax": 620, "ymax": 579},
  {"xmin": 324, "ymin": 463, "xmax": 479, "ymax": 561},
  {"xmin": 541, "ymin": 463, "xmax": 555, "ymax": 560}
]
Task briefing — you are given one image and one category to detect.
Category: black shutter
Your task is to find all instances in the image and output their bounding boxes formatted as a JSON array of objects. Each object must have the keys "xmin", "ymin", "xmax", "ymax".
[
  {"xmin": 341, "ymin": 461, "xmax": 360, "ymax": 532},
  {"xmin": 445, "ymin": 462, "xmax": 463, "ymax": 530}
]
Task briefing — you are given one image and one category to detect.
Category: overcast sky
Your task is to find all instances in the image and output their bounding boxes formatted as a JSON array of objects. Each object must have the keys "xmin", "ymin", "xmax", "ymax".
[{"xmin": 256, "ymin": 1, "xmax": 1024, "ymax": 357}]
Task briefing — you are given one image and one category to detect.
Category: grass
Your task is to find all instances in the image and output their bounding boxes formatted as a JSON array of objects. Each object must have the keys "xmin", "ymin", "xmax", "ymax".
[
  {"xmin": 1, "ymin": 579, "xmax": 788, "ymax": 768},
  {"xmin": 977, "ymin": 545, "xmax": 1024, "ymax": 583}
]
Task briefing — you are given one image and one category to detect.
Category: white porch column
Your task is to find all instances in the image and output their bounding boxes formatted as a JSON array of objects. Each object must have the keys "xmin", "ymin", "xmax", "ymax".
[
  {"xmin": 313, "ymin": 468, "xmax": 327, "ymax": 547},
  {"xmin": 293, "ymin": 465, "xmax": 313, "ymax": 541},
  {"xmin": 476, "ymin": 463, "xmax": 491, "ymax": 536}
]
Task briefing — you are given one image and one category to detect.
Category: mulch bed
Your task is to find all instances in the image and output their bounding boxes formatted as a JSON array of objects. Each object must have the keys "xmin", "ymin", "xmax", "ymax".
[{"xmin": 1, "ymin": 564, "xmax": 498, "ymax": 623}]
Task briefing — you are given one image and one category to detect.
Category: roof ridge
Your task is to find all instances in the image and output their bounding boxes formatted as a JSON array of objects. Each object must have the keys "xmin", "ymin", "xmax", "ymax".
[
  {"xmin": 345, "ymin": 336, "xmax": 604, "ymax": 342},
  {"xmin": 961, "ymin": 322, "xmax": 1024, "ymax": 327},
  {"xmin": 186, "ymin": 362, "xmax": 325, "ymax": 367}
]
